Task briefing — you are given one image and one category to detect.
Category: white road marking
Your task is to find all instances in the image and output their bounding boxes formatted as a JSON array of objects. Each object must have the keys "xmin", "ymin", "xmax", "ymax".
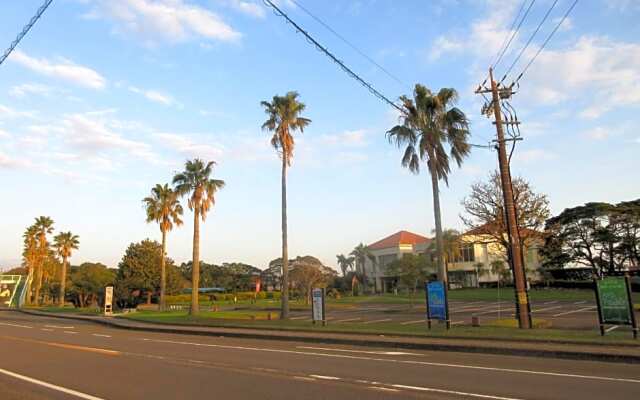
[
  {"xmin": 574, "ymin": 301, "xmax": 587, "ymax": 305},
  {"xmin": 542, "ymin": 301, "xmax": 558, "ymax": 305},
  {"xmin": 298, "ymin": 346, "xmax": 421, "ymax": 356},
  {"xmin": 140, "ymin": 338, "xmax": 640, "ymax": 384},
  {"xmin": 0, "ymin": 367, "xmax": 105, "ymax": 400},
  {"xmin": 531, "ymin": 305, "xmax": 563, "ymax": 313},
  {"xmin": 45, "ymin": 325, "xmax": 74, "ymax": 329},
  {"xmin": 64, "ymin": 331, "xmax": 78, "ymax": 335},
  {"xmin": 335, "ymin": 318, "xmax": 361, "ymax": 323},
  {"xmin": 92, "ymin": 334, "xmax": 111, "ymax": 338},
  {"xmin": 363, "ymin": 318, "xmax": 392, "ymax": 324},
  {"xmin": 552, "ymin": 307, "xmax": 596, "ymax": 317},
  {"xmin": 475, "ymin": 308, "xmax": 511, "ymax": 316},
  {"xmin": 289, "ymin": 316, "xmax": 308, "ymax": 320},
  {"xmin": 369, "ymin": 386, "xmax": 400, "ymax": 392},
  {"xmin": 41, "ymin": 328, "xmax": 53, "ymax": 332},
  {"xmin": 400, "ymin": 319, "xmax": 424, "ymax": 325},
  {"xmin": 293, "ymin": 376, "xmax": 316, "ymax": 382},
  {"xmin": 0, "ymin": 322, "xmax": 32, "ymax": 329},
  {"xmin": 309, "ymin": 375, "xmax": 341, "ymax": 380},
  {"xmin": 605, "ymin": 325, "xmax": 619, "ymax": 333},
  {"xmin": 391, "ymin": 384, "xmax": 524, "ymax": 400}
]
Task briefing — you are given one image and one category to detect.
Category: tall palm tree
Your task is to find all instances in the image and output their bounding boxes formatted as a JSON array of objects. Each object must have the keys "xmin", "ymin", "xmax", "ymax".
[
  {"xmin": 33, "ymin": 216, "xmax": 54, "ymax": 305},
  {"xmin": 143, "ymin": 183, "xmax": 184, "ymax": 311},
  {"xmin": 387, "ymin": 84, "xmax": 471, "ymax": 285},
  {"xmin": 173, "ymin": 159, "xmax": 225, "ymax": 315},
  {"xmin": 260, "ymin": 91, "xmax": 311, "ymax": 319},
  {"xmin": 336, "ymin": 254, "xmax": 355, "ymax": 277},
  {"xmin": 22, "ymin": 225, "xmax": 39, "ymax": 305},
  {"xmin": 53, "ymin": 231, "xmax": 79, "ymax": 307},
  {"xmin": 350, "ymin": 243, "xmax": 375, "ymax": 292}
]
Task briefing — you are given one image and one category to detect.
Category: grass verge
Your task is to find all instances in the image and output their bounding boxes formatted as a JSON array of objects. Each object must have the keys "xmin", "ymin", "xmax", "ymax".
[{"xmin": 121, "ymin": 310, "xmax": 639, "ymax": 346}]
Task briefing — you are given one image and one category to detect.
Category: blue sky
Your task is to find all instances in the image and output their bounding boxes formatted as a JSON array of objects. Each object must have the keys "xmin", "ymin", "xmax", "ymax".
[{"xmin": 1, "ymin": 0, "xmax": 639, "ymax": 271}]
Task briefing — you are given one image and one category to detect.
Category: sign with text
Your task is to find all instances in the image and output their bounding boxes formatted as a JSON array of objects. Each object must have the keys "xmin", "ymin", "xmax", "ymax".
[
  {"xmin": 311, "ymin": 288, "xmax": 325, "ymax": 325},
  {"xmin": 425, "ymin": 281, "xmax": 450, "ymax": 329},
  {"xmin": 0, "ymin": 275, "xmax": 21, "ymax": 308},
  {"xmin": 104, "ymin": 286, "xmax": 114, "ymax": 315},
  {"xmin": 595, "ymin": 276, "xmax": 638, "ymax": 339}
]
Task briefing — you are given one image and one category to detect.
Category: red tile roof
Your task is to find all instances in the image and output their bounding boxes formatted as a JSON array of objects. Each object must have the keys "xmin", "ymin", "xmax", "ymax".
[{"xmin": 368, "ymin": 230, "xmax": 431, "ymax": 250}]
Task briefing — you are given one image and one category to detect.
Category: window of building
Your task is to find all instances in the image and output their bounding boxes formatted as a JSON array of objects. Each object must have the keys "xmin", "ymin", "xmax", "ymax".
[
  {"xmin": 379, "ymin": 254, "xmax": 397, "ymax": 267},
  {"xmin": 452, "ymin": 244, "xmax": 475, "ymax": 263}
]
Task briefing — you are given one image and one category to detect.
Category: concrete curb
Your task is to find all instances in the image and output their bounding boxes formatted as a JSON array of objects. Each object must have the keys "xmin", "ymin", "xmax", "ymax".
[{"xmin": 14, "ymin": 309, "xmax": 640, "ymax": 364}]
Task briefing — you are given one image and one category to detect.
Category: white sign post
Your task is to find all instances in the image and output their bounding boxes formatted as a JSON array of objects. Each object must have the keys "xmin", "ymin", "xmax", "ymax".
[
  {"xmin": 311, "ymin": 287, "xmax": 326, "ymax": 326},
  {"xmin": 104, "ymin": 286, "xmax": 114, "ymax": 316}
]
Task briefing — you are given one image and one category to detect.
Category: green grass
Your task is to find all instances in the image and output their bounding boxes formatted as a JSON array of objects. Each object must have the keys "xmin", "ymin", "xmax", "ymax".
[{"xmin": 121, "ymin": 310, "xmax": 639, "ymax": 346}]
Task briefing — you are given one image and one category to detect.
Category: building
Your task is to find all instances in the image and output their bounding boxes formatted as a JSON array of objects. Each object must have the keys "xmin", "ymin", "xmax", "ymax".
[
  {"xmin": 359, "ymin": 227, "xmax": 543, "ymax": 291},
  {"xmin": 358, "ymin": 230, "xmax": 432, "ymax": 293}
]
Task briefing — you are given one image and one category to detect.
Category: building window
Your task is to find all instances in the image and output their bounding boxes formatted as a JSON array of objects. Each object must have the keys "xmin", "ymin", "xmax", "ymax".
[
  {"xmin": 453, "ymin": 244, "xmax": 475, "ymax": 263},
  {"xmin": 379, "ymin": 254, "xmax": 397, "ymax": 267}
]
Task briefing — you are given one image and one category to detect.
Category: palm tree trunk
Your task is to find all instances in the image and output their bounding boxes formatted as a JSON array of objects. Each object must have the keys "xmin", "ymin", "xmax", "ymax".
[
  {"xmin": 58, "ymin": 256, "xmax": 67, "ymax": 307},
  {"xmin": 281, "ymin": 156, "xmax": 290, "ymax": 319},
  {"xmin": 25, "ymin": 264, "xmax": 34, "ymax": 305},
  {"xmin": 428, "ymin": 160, "xmax": 447, "ymax": 285},
  {"xmin": 191, "ymin": 208, "xmax": 200, "ymax": 315},
  {"xmin": 160, "ymin": 229, "xmax": 167, "ymax": 312},
  {"xmin": 35, "ymin": 259, "xmax": 44, "ymax": 306}
]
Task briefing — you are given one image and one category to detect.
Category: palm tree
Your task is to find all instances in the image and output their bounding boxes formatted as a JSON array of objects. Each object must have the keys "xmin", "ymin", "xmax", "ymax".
[
  {"xmin": 53, "ymin": 231, "xmax": 79, "ymax": 307},
  {"xmin": 336, "ymin": 254, "xmax": 355, "ymax": 277},
  {"xmin": 143, "ymin": 183, "xmax": 184, "ymax": 311},
  {"xmin": 350, "ymin": 243, "xmax": 374, "ymax": 292},
  {"xmin": 173, "ymin": 159, "xmax": 225, "ymax": 315},
  {"xmin": 22, "ymin": 225, "xmax": 39, "ymax": 305},
  {"xmin": 33, "ymin": 216, "xmax": 54, "ymax": 305},
  {"xmin": 387, "ymin": 84, "xmax": 471, "ymax": 285},
  {"xmin": 260, "ymin": 91, "xmax": 311, "ymax": 319}
]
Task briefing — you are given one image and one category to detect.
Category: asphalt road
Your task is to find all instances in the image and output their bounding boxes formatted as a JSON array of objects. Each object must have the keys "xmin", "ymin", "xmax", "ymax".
[
  {"xmin": 284, "ymin": 299, "xmax": 638, "ymax": 331},
  {"xmin": 2, "ymin": 311, "xmax": 640, "ymax": 400}
]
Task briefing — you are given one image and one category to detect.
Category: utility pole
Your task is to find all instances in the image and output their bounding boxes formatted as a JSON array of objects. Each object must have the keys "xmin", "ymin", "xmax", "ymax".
[{"xmin": 476, "ymin": 68, "xmax": 532, "ymax": 329}]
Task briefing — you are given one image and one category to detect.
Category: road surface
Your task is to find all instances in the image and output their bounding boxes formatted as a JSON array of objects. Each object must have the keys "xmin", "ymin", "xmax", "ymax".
[{"xmin": 1, "ymin": 311, "xmax": 639, "ymax": 400}]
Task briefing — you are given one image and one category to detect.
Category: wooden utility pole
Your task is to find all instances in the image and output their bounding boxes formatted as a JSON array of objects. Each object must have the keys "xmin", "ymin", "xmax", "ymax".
[{"xmin": 479, "ymin": 68, "xmax": 532, "ymax": 329}]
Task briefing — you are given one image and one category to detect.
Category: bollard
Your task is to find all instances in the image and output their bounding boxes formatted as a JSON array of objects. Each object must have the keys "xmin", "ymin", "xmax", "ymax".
[
  {"xmin": 472, "ymin": 315, "xmax": 480, "ymax": 327},
  {"xmin": 267, "ymin": 312, "xmax": 272, "ymax": 320}
]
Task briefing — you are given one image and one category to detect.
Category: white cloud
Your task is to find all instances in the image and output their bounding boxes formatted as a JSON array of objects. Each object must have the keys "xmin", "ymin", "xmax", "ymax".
[
  {"xmin": 9, "ymin": 83, "xmax": 55, "ymax": 98},
  {"xmin": 129, "ymin": 86, "xmax": 176, "ymax": 106},
  {"xmin": 584, "ymin": 127, "xmax": 610, "ymax": 140},
  {"xmin": 156, "ymin": 132, "xmax": 225, "ymax": 160},
  {"xmin": 0, "ymin": 104, "xmax": 37, "ymax": 119},
  {"xmin": 226, "ymin": 0, "xmax": 265, "ymax": 18},
  {"xmin": 9, "ymin": 51, "xmax": 106, "ymax": 89},
  {"xmin": 62, "ymin": 113, "xmax": 156, "ymax": 162},
  {"xmin": 84, "ymin": 0, "xmax": 241, "ymax": 45},
  {"xmin": 0, "ymin": 129, "xmax": 11, "ymax": 138},
  {"xmin": 0, "ymin": 152, "xmax": 32, "ymax": 169},
  {"xmin": 319, "ymin": 129, "xmax": 368, "ymax": 147}
]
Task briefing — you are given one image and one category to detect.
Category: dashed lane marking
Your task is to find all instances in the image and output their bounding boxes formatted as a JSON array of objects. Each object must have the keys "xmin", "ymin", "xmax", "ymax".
[
  {"xmin": 368, "ymin": 386, "xmax": 400, "ymax": 393},
  {"xmin": 45, "ymin": 325, "xmax": 75, "ymax": 329},
  {"xmin": 64, "ymin": 331, "xmax": 78, "ymax": 335},
  {"xmin": 400, "ymin": 319, "xmax": 424, "ymax": 325},
  {"xmin": 552, "ymin": 307, "xmax": 596, "ymax": 317},
  {"xmin": 92, "ymin": 334, "xmax": 112, "ymax": 338},
  {"xmin": 363, "ymin": 318, "xmax": 392, "ymax": 324},
  {"xmin": 309, "ymin": 375, "xmax": 341, "ymax": 380},
  {"xmin": 137, "ymin": 338, "xmax": 640, "ymax": 384},
  {"xmin": 0, "ymin": 322, "xmax": 32, "ymax": 329},
  {"xmin": 390, "ymin": 384, "xmax": 525, "ymax": 400},
  {"xmin": 0, "ymin": 367, "xmax": 105, "ymax": 400}
]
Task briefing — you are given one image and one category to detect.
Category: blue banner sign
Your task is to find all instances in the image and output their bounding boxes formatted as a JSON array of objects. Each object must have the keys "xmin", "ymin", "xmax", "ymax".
[{"xmin": 426, "ymin": 281, "xmax": 447, "ymax": 321}]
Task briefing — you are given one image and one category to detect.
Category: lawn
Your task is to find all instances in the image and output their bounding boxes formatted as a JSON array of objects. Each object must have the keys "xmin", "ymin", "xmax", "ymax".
[
  {"xmin": 121, "ymin": 310, "xmax": 639, "ymax": 346},
  {"xmin": 27, "ymin": 306, "xmax": 101, "ymax": 315}
]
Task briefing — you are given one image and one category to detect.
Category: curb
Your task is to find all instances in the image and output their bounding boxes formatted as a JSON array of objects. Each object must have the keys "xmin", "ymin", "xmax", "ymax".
[{"xmin": 14, "ymin": 309, "xmax": 640, "ymax": 364}]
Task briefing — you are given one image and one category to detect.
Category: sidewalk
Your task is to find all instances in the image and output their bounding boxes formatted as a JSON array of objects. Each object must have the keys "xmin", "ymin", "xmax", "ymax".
[{"xmin": 16, "ymin": 309, "xmax": 640, "ymax": 364}]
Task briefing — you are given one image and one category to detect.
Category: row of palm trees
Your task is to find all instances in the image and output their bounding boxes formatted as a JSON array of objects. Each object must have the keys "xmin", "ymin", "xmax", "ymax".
[
  {"xmin": 143, "ymin": 85, "xmax": 468, "ymax": 317},
  {"xmin": 22, "ymin": 217, "xmax": 79, "ymax": 306}
]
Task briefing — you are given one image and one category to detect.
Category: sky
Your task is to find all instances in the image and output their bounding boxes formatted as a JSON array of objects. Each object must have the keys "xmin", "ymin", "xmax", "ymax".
[{"xmin": 1, "ymin": 0, "xmax": 639, "ymax": 272}]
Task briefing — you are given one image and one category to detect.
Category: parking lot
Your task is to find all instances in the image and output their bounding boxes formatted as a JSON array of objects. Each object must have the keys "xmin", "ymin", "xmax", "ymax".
[{"xmin": 287, "ymin": 299, "xmax": 637, "ymax": 331}]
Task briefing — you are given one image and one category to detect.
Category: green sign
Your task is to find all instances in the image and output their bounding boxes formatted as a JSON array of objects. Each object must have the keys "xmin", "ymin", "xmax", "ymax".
[{"xmin": 596, "ymin": 277, "xmax": 632, "ymax": 324}]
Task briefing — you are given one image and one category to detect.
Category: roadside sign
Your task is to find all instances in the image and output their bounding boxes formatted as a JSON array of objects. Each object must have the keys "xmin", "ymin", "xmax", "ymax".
[
  {"xmin": 311, "ymin": 287, "xmax": 326, "ymax": 326},
  {"xmin": 594, "ymin": 276, "xmax": 637, "ymax": 339},
  {"xmin": 425, "ymin": 281, "xmax": 450, "ymax": 329},
  {"xmin": 104, "ymin": 286, "xmax": 114, "ymax": 316},
  {"xmin": 0, "ymin": 275, "xmax": 22, "ymax": 308}
]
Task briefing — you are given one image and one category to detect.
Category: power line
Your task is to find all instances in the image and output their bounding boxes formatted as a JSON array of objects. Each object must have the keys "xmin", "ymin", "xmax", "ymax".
[
  {"xmin": 513, "ymin": 0, "xmax": 579, "ymax": 84},
  {"xmin": 262, "ymin": 0, "xmax": 402, "ymax": 113},
  {"xmin": 289, "ymin": 0, "xmax": 408, "ymax": 90},
  {"xmin": 0, "ymin": 0, "xmax": 54, "ymax": 67},
  {"xmin": 492, "ymin": 0, "xmax": 532, "ymax": 69},
  {"xmin": 500, "ymin": 0, "xmax": 560, "ymax": 83}
]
